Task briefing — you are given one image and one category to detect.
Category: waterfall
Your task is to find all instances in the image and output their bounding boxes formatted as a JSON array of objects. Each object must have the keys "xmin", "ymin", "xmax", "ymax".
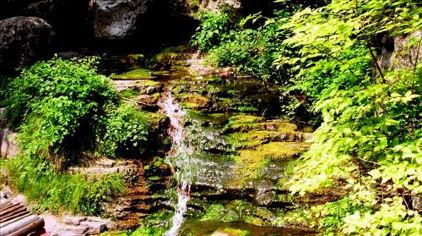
[{"xmin": 159, "ymin": 91, "xmax": 192, "ymax": 236}]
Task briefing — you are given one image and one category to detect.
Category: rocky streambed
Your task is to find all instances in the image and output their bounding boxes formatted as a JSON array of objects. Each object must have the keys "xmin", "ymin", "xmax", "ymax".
[{"xmin": 96, "ymin": 48, "xmax": 316, "ymax": 235}]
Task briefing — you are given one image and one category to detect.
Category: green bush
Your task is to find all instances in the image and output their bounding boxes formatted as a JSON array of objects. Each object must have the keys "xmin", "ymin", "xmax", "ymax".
[
  {"xmin": 97, "ymin": 103, "xmax": 149, "ymax": 157},
  {"xmin": 1, "ymin": 57, "xmax": 152, "ymax": 214},
  {"xmin": 4, "ymin": 57, "xmax": 151, "ymax": 163},
  {"xmin": 3, "ymin": 57, "xmax": 119, "ymax": 164},
  {"xmin": 191, "ymin": 11, "xmax": 235, "ymax": 51}
]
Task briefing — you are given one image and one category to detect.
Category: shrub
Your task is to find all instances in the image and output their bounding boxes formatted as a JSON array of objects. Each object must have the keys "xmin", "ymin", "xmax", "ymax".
[
  {"xmin": 191, "ymin": 11, "xmax": 235, "ymax": 51},
  {"xmin": 1, "ymin": 57, "xmax": 153, "ymax": 214},
  {"xmin": 97, "ymin": 103, "xmax": 149, "ymax": 157}
]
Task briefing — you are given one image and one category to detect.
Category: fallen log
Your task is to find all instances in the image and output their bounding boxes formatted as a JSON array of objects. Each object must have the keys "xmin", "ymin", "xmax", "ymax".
[
  {"xmin": 8, "ymin": 217, "xmax": 45, "ymax": 236},
  {"xmin": 0, "ymin": 215, "xmax": 41, "ymax": 236}
]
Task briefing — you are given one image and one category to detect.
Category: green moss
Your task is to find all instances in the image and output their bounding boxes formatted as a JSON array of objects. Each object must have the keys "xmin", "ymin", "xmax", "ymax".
[
  {"xmin": 135, "ymin": 79, "xmax": 161, "ymax": 87},
  {"xmin": 178, "ymin": 93, "xmax": 211, "ymax": 110},
  {"xmin": 228, "ymin": 142, "xmax": 309, "ymax": 186},
  {"xmin": 228, "ymin": 130, "xmax": 310, "ymax": 150},
  {"xmin": 149, "ymin": 46, "xmax": 191, "ymax": 69},
  {"xmin": 111, "ymin": 68, "xmax": 156, "ymax": 80},
  {"xmin": 120, "ymin": 89, "xmax": 141, "ymax": 98},
  {"xmin": 213, "ymin": 228, "xmax": 250, "ymax": 236},
  {"xmin": 225, "ymin": 115, "xmax": 297, "ymax": 133},
  {"xmin": 200, "ymin": 201, "xmax": 253, "ymax": 223}
]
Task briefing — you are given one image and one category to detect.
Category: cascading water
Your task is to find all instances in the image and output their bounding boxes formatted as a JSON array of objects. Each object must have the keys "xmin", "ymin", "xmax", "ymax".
[{"xmin": 159, "ymin": 91, "xmax": 193, "ymax": 236}]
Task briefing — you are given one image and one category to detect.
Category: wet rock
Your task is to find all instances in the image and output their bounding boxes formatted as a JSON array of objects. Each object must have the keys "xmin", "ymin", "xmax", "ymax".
[
  {"xmin": 185, "ymin": 118, "xmax": 230, "ymax": 154},
  {"xmin": 91, "ymin": 0, "xmax": 152, "ymax": 40},
  {"xmin": 254, "ymin": 180, "xmax": 275, "ymax": 206},
  {"xmin": 0, "ymin": 16, "xmax": 54, "ymax": 72},
  {"xmin": 136, "ymin": 94, "xmax": 161, "ymax": 111},
  {"xmin": 68, "ymin": 158, "xmax": 138, "ymax": 176},
  {"xmin": 168, "ymin": 0, "xmax": 241, "ymax": 21},
  {"xmin": 112, "ymin": 79, "xmax": 162, "ymax": 94},
  {"xmin": 0, "ymin": 185, "xmax": 13, "ymax": 200}
]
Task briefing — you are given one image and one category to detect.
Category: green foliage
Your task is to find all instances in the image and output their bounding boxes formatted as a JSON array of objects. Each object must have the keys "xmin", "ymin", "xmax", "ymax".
[
  {"xmin": 191, "ymin": 11, "xmax": 235, "ymax": 51},
  {"xmin": 343, "ymin": 197, "xmax": 422, "ymax": 235},
  {"xmin": 3, "ymin": 57, "xmax": 119, "ymax": 164},
  {"xmin": 193, "ymin": 0, "xmax": 422, "ymax": 234},
  {"xmin": 193, "ymin": 10, "xmax": 290, "ymax": 82},
  {"xmin": 97, "ymin": 103, "xmax": 149, "ymax": 157},
  {"xmin": 278, "ymin": 197, "xmax": 370, "ymax": 234},
  {"xmin": 3, "ymin": 155, "xmax": 125, "ymax": 214},
  {"xmin": 4, "ymin": 57, "xmax": 151, "ymax": 163},
  {"xmin": 4, "ymin": 57, "xmax": 117, "ymax": 129},
  {"xmin": 272, "ymin": 0, "xmax": 422, "ymax": 234},
  {"xmin": 1, "ymin": 57, "xmax": 154, "ymax": 214}
]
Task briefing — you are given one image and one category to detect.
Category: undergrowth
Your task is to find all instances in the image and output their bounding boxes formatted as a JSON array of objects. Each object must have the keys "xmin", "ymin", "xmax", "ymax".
[{"xmin": 193, "ymin": 0, "xmax": 422, "ymax": 234}]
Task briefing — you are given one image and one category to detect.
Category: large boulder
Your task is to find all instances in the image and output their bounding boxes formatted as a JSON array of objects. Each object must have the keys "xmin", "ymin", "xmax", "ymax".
[
  {"xmin": 0, "ymin": 16, "xmax": 54, "ymax": 72},
  {"xmin": 91, "ymin": 0, "xmax": 152, "ymax": 40}
]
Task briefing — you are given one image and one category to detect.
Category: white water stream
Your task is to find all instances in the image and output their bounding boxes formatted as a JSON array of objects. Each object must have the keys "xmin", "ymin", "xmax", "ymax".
[{"xmin": 160, "ymin": 91, "xmax": 192, "ymax": 236}]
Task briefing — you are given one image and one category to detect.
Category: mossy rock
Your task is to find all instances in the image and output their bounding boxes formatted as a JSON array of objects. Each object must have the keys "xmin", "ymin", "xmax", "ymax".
[
  {"xmin": 178, "ymin": 93, "xmax": 211, "ymax": 110},
  {"xmin": 225, "ymin": 115, "xmax": 297, "ymax": 133},
  {"xmin": 239, "ymin": 142, "xmax": 309, "ymax": 162},
  {"xmin": 228, "ymin": 142, "xmax": 309, "ymax": 187},
  {"xmin": 120, "ymin": 89, "xmax": 141, "ymax": 99},
  {"xmin": 111, "ymin": 68, "xmax": 156, "ymax": 80},
  {"xmin": 228, "ymin": 130, "xmax": 312, "ymax": 150},
  {"xmin": 150, "ymin": 46, "xmax": 192, "ymax": 69},
  {"xmin": 144, "ymin": 111, "xmax": 167, "ymax": 129}
]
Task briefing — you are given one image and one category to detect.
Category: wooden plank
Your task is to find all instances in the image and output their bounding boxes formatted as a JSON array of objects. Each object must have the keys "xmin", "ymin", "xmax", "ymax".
[
  {"xmin": 0, "ymin": 199, "xmax": 12, "ymax": 209},
  {"xmin": 0, "ymin": 210, "xmax": 30, "ymax": 224},
  {"xmin": 0, "ymin": 202, "xmax": 16, "ymax": 211},
  {"xmin": 0, "ymin": 212, "xmax": 32, "ymax": 228},
  {"xmin": 0, "ymin": 204, "xmax": 25, "ymax": 217},
  {"xmin": 0, "ymin": 207, "xmax": 28, "ymax": 220}
]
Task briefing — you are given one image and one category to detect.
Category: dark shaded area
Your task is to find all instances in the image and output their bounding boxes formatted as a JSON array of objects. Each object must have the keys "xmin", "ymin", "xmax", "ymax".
[
  {"xmin": 240, "ymin": 0, "xmax": 328, "ymax": 17},
  {"xmin": 92, "ymin": 0, "xmax": 199, "ymax": 54},
  {"xmin": 0, "ymin": 0, "xmax": 198, "ymax": 54}
]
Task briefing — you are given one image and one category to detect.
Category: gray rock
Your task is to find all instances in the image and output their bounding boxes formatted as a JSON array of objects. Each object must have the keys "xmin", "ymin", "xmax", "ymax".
[
  {"xmin": 379, "ymin": 31, "xmax": 422, "ymax": 70},
  {"xmin": 0, "ymin": 16, "xmax": 54, "ymax": 72},
  {"xmin": 412, "ymin": 195, "xmax": 422, "ymax": 212},
  {"xmin": 91, "ymin": 0, "xmax": 152, "ymax": 40}
]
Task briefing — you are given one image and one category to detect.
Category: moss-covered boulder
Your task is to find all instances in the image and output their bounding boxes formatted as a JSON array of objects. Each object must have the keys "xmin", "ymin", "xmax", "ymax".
[{"xmin": 178, "ymin": 93, "xmax": 212, "ymax": 110}]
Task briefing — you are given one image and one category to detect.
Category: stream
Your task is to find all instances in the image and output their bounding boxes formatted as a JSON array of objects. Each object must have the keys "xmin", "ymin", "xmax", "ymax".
[
  {"xmin": 109, "ymin": 51, "xmax": 316, "ymax": 235},
  {"xmin": 160, "ymin": 91, "xmax": 192, "ymax": 236}
]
